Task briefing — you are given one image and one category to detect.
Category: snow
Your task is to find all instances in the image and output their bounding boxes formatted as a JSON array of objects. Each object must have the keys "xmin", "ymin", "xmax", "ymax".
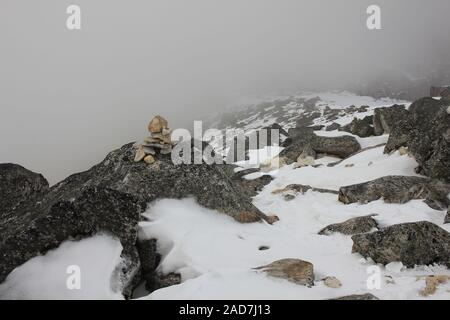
[
  {"xmin": 3, "ymin": 91, "xmax": 448, "ymax": 300},
  {"xmin": 262, "ymin": 146, "xmax": 420, "ymax": 191},
  {"xmin": 139, "ymin": 196, "xmax": 449, "ymax": 300},
  {"xmin": 137, "ymin": 132, "xmax": 448, "ymax": 300},
  {"xmin": 0, "ymin": 234, "xmax": 124, "ymax": 300}
]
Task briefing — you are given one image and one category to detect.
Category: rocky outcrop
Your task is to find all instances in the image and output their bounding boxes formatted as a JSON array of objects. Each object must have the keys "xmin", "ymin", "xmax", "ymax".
[
  {"xmin": 0, "ymin": 141, "xmax": 270, "ymax": 290},
  {"xmin": 325, "ymin": 122, "xmax": 341, "ymax": 131},
  {"xmin": 384, "ymin": 97, "xmax": 450, "ymax": 181},
  {"xmin": 373, "ymin": 105, "xmax": 409, "ymax": 135},
  {"xmin": 340, "ymin": 115, "xmax": 374, "ymax": 137},
  {"xmin": 318, "ymin": 215, "xmax": 378, "ymax": 236},
  {"xmin": 0, "ymin": 164, "xmax": 49, "ymax": 217},
  {"xmin": 338, "ymin": 176, "xmax": 450, "ymax": 210},
  {"xmin": 254, "ymin": 259, "xmax": 315, "ymax": 287},
  {"xmin": 280, "ymin": 127, "xmax": 360, "ymax": 163},
  {"xmin": 351, "ymin": 221, "xmax": 450, "ymax": 268}
]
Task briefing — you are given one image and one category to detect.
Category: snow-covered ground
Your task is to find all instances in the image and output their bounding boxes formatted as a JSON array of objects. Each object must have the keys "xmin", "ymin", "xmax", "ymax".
[
  {"xmin": 137, "ymin": 138, "xmax": 449, "ymax": 300},
  {"xmin": 0, "ymin": 234, "xmax": 124, "ymax": 300},
  {"xmin": 1, "ymin": 92, "xmax": 448, "ymax": 300}
]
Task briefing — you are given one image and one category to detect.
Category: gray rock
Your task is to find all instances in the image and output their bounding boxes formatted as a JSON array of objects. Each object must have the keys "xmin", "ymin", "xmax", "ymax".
[
  {"xmin": 340, "ymin": 115, "xmax": 374, "ymax": 137},
  {"xmin": 142, "ymin": 146, "xmax": 156, "ymax": 155},
  {"xmin": 384, "ymin": 97, "xmax": 450, "ymax": 181},
  {"xmin": 312, "ymin": 135, "xmax": 361, "ymax": 159},
  {"xmin": 0, "ymin": 143, "xmax": 269, "ymax": 290},
  {"xmin": 254, "ymin": 258, "xmax": 315, "ymax": 287},
  {"xmin": 351, "ymin": 221, "xmax": 450, "ymax": 268},
  {"xmin": 145, "ymin": 272, "xmax": 181, "ymax": 292},
  {"xmin": 373, "ymin": 104, "xmax": 409, "ymax": 135},
  {"xmin": 0, "ymin": 164, "xmax": 49, "ymax": 218},
  {"xmin": 330, "ymin": 293, "xmax": 379, "ymax": 300},
  {"xmin": 318, "ymin": 215, "xmax": 379, "ymax": 236},
  {"xmin": 325, "ymin": 122, "xmax": 341, "ymax": 131},
  {"xmin": 338, "ymin": 175, "xmax": 450, "ymax": 210},
  {"xmin": 280, "ymin": 128, "xmax": 360, "ymax": 163}
]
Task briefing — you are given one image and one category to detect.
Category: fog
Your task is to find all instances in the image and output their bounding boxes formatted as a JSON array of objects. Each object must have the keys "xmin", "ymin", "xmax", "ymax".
[{"xmin": 1, "ymin": 0, "xmax": 450, "ymax": 184}]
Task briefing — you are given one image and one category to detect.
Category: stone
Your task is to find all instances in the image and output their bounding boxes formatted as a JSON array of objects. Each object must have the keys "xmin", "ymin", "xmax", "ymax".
[
  {"xmin": 148, "ymin": 115, "xmax": 168, "ymax": 133},
  {"xmin": 143, "ymin": 142, "xmax": 171, "ymax": 150},
  {"xmin": 398, "ymin": 146, "xmax": 409, "ymax": 156},
  {"xmin": 143, "ymin": 155, "xmax": 155, "ymax": 164},
  {"xmin": 265, "ymin": 215, "xmax": 280, "ymax": 224},
  {"xmin": 340, "ymin": 116, "xmax": 374, "ymax": 137},
  {"xmin": 373, "ymin": 104, "xmax": 409, "ymax": 135},
  {"xmin": 254, "ymin": 258, "xmax": 315, "ymax": 287},
  {"xmin": 149, "ymin": 133, "xmax": 172, "ymax": 145},
  {"xmin": 312, "ymin": 135, "xmax": 360, "ymax": 159},
  {"xmin": 0, "ymin": 164, "xmax": 49, "ymax": 218},
  {"xmin": 283, "ymin": 194, "xmax": 296, "ymax": 201},
  {"xmin": 134, "ymin": 146, "xmax": 146, "ymax": 162},
  {"xmin": 351, "ymin": 221, "xmax": 450, "ymax": 268},
  {"xmin": 318, "ymin": 215, "xmax": 378, "ymax": 236},
  {"xmin": 142, "ymin": 146, "xmax": 156, "ymax": 155},
  {"xmin": 384, "ymin": 97, "xmax": 450, "ymax": 181},
  {"xmin": 323, "ymin": 276, "xmax": 342, "ymax": 288},
  {"xmin": 0, "ymin": 142, "xmax": 270, "ymax": 289},
  {"xmin": 419, "ymin": 275, "xmax": 450, "ymax": 297},
  {"xmin": 159, "ymin": 148, "xmax": 172, "ymax": 155},
  {"xmin": 145, "ymin": 272, "xmax": 181, "ymax": 292},
  {"xmin": 330, "ymin": 293, "xmax": 379, "ymax": 300},
  {"xmin": 326, "ymin": 122, "xmax": 341, "ymax": 131},
  {"xmin": 338, "ymin": 176, "xmax": 450, "ymax": 210},
  {"xmin": 232, "ymin": 173, "xmax": 273, "ymax": 198},
  {"xmin": 280, "ymin": 128, "xmax": 360, "ymax": 163}
]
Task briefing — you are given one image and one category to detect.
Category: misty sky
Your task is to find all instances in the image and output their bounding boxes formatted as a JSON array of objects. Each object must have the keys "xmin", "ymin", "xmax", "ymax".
[{"xmin": 1, "ymin": 0, "xmax": 450, "ymax": 184}]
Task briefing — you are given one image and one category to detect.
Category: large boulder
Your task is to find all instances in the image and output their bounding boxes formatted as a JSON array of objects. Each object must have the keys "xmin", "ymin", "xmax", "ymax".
[
  {"xmin": 338, "ymin": 175, "xmax": 450, "ymax": 210},
  {"xmin": 384, "ymin": 97, "xmax": 450, "ymax": 181},
  {"xmin": 0, "ymin": 164, "xmax": 49, "ymax": 217},
  {"xmin": 0, "ymin": 142, "xmax": 269, "ymax": 291},
  {"xmin": 373, "ymin": 104, "xmax": 409, "ymax": 135},
  {"xmin": 280, "ymin": 128, "xmax": 360, "ymax": 163},
  {"xmin": 312, "ymin": 135, "xmax": 361, "ymax": 159},
  {"xmin": 351, "ymin": 221, "xmax": 450, "ymax": 268},
  {"xmin": 340, "ymin": 115, "xmax": 374, "ymax": 137}
]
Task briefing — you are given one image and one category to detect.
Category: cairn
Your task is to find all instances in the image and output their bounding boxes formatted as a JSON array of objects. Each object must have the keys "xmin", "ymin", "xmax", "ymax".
[{"xmin": 134, "ymin": 115, "xmax": 173, "ymax": 164}]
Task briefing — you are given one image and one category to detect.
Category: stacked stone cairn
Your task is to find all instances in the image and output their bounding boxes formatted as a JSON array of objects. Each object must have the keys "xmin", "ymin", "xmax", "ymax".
[{"xmin": 134, "ymin": 115, "xmax": 173, "ymax": 164}]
